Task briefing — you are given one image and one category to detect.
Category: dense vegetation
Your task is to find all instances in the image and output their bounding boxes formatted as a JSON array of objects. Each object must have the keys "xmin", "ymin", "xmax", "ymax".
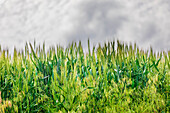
[{"xmin": 0, "ymin": 40, "xmax": 169, "ymax": 112}]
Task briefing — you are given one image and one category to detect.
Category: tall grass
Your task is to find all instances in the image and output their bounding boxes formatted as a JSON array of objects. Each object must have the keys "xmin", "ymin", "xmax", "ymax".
[{"xmin": 0, "ymin": 40, "xmax": 169, "ymax": 112}]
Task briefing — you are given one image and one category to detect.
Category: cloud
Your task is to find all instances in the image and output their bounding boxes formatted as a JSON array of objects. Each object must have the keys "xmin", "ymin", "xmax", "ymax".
[
  {"xmin": 117, "ymin": 0, "xmax": 170, "ymax": 50},
  {"xmin": 0, "ymin": 0, "xmax": 169, "ymax": 51}
]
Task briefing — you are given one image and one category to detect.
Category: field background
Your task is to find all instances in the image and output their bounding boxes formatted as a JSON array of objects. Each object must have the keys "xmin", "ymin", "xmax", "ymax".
[{"xmin": 0, "ymin": 40, "xmax": 169, "ymax": 112}]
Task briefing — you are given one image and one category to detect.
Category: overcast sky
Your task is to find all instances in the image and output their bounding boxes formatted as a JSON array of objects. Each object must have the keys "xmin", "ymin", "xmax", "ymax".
[{"xmin": 0, "ymin": 0, "xmax": 170, "ymax": 51}]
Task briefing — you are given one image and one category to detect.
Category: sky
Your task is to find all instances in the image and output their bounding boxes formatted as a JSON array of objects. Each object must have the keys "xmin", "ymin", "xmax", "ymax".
[{"xmin": 0, "ymin": 0, "xmax": 170, "ymax": 52}]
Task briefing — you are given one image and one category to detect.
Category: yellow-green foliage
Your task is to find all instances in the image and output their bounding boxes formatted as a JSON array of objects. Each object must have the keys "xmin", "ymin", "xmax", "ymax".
[{"xmin": 0, "ymin": 40, "xmax": 169, "ymax": 112}]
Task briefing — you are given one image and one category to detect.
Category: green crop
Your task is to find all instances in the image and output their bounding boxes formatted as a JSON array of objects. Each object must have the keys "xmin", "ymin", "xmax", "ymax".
[{"xmin": 0, "ymin": 40, "xmax": 169, "ymax": 113}]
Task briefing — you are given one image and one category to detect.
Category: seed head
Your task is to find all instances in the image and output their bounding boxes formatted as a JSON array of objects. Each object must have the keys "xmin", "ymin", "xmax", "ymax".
[{"xmin": 0, "ymin": 91, "xmax": 2, "ymax": 104}]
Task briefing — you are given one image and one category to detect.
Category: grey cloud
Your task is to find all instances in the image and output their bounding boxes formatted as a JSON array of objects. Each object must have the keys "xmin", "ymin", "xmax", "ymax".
[
  {"xmin": 117, "ymin": 0, "xmax": 170, "ymax": 51},
  {"xmin": 0, "ymin": 0, "xmax": 169, "ymax": 51},
  {"xmin": 65, "ymin": 0, "xmax": 128, "ymax": 46}
]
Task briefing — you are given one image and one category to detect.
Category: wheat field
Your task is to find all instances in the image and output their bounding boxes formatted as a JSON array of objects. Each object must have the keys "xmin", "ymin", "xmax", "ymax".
[{"xmin": 0, "ymin": 40, "xmax": 169, "ymax": 112}]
